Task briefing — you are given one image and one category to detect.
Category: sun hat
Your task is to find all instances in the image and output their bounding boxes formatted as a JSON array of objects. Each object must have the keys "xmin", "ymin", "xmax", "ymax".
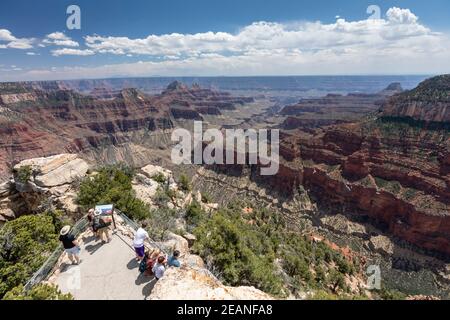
[
  {"xmin": 94, "ymin": 209, "xmax": 101, "ymax": 216},
  {"xmin": 60, "ymin": 225, "xmax": 71, "ymax": 236}
]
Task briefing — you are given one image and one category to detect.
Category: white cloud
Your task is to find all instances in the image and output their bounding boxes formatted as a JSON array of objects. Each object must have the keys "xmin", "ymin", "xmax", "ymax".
[
  {"xmin": 81, "ymin": 7, "xmax": 438, "ymax": 59},
  {"xmin": 2, "ymin": 7, "xmax": 450, "ymax": 80},
  {"xmin": 43, "ymin": 32, "xmax": 79, "ymax": 47},
  {"xmin": 51, "ymin": 48, "xmax": 94, "ymax": 56},
  {"xmin": 0, "ymin": 28, "xmax": 34, "ymax": 49}
]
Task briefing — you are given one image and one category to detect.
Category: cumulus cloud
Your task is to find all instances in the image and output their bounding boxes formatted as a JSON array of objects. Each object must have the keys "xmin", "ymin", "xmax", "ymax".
[
  {"xmin": 79, "ymin": 7, "xmax": 437, "ymax": 59},
  {"xmin": 51, "ymin": 48, "xmax": 94, "ymax": 56},
  {"xmin": 0, "ymin": 29, "xmax": 34, "ymax": 49},
  {"xmin": 3, "ymin": 7, "xmax": 450, "ymax": 80},
  {"xmin": 43, "ymin": 32, "xmax": 79, "ymax": 47}
]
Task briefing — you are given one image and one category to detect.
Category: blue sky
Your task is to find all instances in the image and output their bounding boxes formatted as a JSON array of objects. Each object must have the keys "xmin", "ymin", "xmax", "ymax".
[{"xmin": 1, "ymin": 0, "xmax": 450, "ymax": 80}]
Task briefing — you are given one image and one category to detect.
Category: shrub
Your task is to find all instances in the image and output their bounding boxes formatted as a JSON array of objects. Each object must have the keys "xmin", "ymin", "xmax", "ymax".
[
  {"xmin": 16, "ymin": 165, "xmax": 32, "ymax": 184},
  {"xmin": 151, "ymin": 173, "xmax": 166, "ymax": 184},
  {"xmin": 148, "ymin": 206, "xmax": 178, "ymax": 241},
  {"xmin": 76, "ymin": 165, "xmax": 150, "ymax": 221},
  {"xmin": 201, "ymin": 192, "xmax": 212, "ymax": 203},
  {"xmin": 3, "ymin": 284, "xmax": 73, "ymax": 300},
  {"xmin": 192, "ymin": 207, "xmax": 284, "ymax": 296},
  {"xmin": 179, "ymin": 174, "xmax": 191, "ymax": 192},
  {"xmin": 185, "ymin": 201, "xmax": 205, "ymax": 227},
  {"xmin": 0, "ymin": 213, "xmax": 60, "ymax": 298}
]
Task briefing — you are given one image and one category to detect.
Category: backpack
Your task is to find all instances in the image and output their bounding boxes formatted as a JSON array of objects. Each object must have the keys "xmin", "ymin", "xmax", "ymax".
[
  {"xmin": 139, "ymin": 256, "xmax": 148, "ymax": 273},
  {"xmin": 145, "ymin": 258, "xmax": 156, "ymax": 276},
  {"xmin": 93, "ymin": 216, "xmax": 111, "ymax": 231}
]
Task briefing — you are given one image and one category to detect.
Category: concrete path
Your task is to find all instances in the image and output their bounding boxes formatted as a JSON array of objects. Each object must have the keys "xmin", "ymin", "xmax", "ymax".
[{"xmin": 55, "ymin": 231, "xmax": 157, "ymax": 300}]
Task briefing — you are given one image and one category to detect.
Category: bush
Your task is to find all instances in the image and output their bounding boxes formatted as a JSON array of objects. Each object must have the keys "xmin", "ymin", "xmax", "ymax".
[
  {"xmin": 201, "ymin": 192, "xmax": 212, "ymax": 203},
  {"xmin": 3, "ymin": 284, "xmax": 73, "ymax": 300},
  {"xmin": 192, "ymin": 207, "xmax": 284, "ymax": 296},
  {"xmin": 185, "ymin": 201, "xmax": 205, "ymax": 227},
  {"xmin": 0, "ymin": 213, "xmax": 60, "ymax": 298},
  {"xmin": 77, "ymin": 165, "xmax": 150, "ymax": 221},
  {"xmin": 16, "ymin": 165, "xmax": 32, "ymax": 183},
  {"xmin": 147, "ymin": 206, "xmax": 178, "ymax": 241},
  {"xmin": 179, "ymin": 174, "xmax": 191, "ymax": 192},
  {"xmin": 191, "ymin": 201, "xmax": 359, "ymax": 298},
  {"xmin": 151, "ymin": 173, "xmax": 166, "ymax": 184}
]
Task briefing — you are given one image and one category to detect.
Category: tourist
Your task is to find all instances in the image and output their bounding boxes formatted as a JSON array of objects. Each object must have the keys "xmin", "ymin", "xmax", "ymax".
[
  {"xmin": 167, "ymin": 250, "xmax": 181, "ymax": 267},
  {"xmin": 152, "ymin": 256, "xmax": 166, "ymax": 280},
  {"xmin": 93, "ymin": 210, "xmax": 112, "ymax": 243},
  {"xmin": 87, "ymin": 208, "xmax": 98, "ymax": 236},
  {"xmin": 133, "ymin": 222, "xmax": 149, "ymax": 261},
  {"xmin": 59, "ymin": 225, "xmax": 81, "ymax": 265}
]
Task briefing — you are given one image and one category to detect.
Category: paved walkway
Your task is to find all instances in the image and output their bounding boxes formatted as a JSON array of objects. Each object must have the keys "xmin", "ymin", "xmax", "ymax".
[{"xmin": 55, "ymin": 231, "xmax": 157, "ymax": 300}]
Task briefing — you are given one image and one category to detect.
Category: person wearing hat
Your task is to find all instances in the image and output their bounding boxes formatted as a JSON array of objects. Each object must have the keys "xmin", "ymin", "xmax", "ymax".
[{"xmin": 59, "ymin": 226, "xmax": 81, "ymax": 265}]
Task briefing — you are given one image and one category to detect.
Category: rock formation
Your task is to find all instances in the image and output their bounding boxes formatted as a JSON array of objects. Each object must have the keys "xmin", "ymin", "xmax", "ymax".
[{"xmin": 0, "ymin": 154, "xmax": 90, "ymax": 224}]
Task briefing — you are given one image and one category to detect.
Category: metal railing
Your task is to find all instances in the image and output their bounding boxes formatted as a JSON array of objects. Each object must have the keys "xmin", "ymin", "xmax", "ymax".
[
  {"xmin": 23, "ymin": 216, "xmax": 90, "ymax": 291},
  {"xmin": 114, "ymin": 209, "xmax": 167, "ymax": 255},
  {"xmin": 23, "ymin": 209, "xmax": 218, "ymax": 291}
]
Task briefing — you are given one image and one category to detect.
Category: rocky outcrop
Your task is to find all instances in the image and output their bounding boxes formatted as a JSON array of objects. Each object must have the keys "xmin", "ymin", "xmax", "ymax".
[
  {"xmin": 381, "ymin": 75, "xmax": 450, "ymax": 123},
  {"xmin": 150, "ymin": 267, "xmax": 273, "ymax": 300},
  {"xmin": 0, "ymin": 154, "xmax": 90, "ymax": 223},
  {"xmin": 14, "ymin": 154, "xmax": 89, "ymax": 187}
]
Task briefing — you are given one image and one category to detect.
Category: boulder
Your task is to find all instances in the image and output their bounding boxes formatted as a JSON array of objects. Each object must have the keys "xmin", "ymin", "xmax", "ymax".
[
  {"xmin": 163, "ymin": 232, "xmax": 189, "ymax": 257},
  {"xmin": 182, "ymin": 233, "xmax": 197, "ymax": 248},
  {"xmin": 15, "ymin": 154, "xmax": 89, "ymax": 187},
  {"xmin": 141, "ymin": 164, "xmax": 172, "ymax": 180},
  {"xmin": 150, "ymin": 267, "xmax": 273, "ymax": 300},
  {"xmin": 0, "ymin": 180, "xmax": 12, "ymax": 197},
  {"xmin": 132, "ymin": 174, "xmax": 159, "ymax": 207},
  {"xmin": 368, "ymin": 235, "xmax": 394, "ymax": 256}
]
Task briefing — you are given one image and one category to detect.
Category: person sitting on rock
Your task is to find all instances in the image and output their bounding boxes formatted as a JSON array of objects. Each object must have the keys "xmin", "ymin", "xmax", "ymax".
[
  {"xmin": 167, "ymin": 250, "xmax": 181, "ymax": 268},
  {"xmin": 59, "ymin": 225, "xmax": 81, "ymax": 265},
  {"xmin": 152, "ymin": 256, "xmax": 166, "ymax": 280},
  {"xmin": 93, "ymin": 210, "xmax": 112, "ymax": 243}
]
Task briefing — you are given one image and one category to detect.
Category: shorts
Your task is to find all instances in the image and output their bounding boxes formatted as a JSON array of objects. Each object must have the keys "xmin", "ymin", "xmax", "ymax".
[
  {"xmin": 134, "ymin": 245, "xmax": 145, "ymax": 257},
  {"xmin": 65, "ymin": 246, "xmax": 81, "ymax": 256}
]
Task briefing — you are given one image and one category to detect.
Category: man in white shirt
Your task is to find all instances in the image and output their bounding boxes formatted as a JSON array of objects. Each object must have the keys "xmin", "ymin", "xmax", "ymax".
[{"xmin": 133, "ymin": 222, "xmax": 149, "ymax": 261}]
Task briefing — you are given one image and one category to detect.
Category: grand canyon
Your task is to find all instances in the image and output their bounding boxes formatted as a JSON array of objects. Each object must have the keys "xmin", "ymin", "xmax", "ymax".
[{"xmin": 0, "ymin": 74, "xmax": 448, "ymax": 299}]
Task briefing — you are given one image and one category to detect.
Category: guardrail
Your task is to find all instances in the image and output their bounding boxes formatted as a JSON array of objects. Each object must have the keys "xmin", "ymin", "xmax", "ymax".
[
  {"xmin": 23, "ymin": 216, "xmax": 90, "ymax": 291},
  {"xmin": 23, "ymin": 208, "xmax": 218, "ymax": 291}
]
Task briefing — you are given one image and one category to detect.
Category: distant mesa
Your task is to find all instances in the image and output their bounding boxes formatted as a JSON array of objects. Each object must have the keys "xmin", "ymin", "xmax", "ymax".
[
  {"xmin": 381, "ymin": 75, "xmax": 450, "ymax": 123},
  {"xmin": 379, "ymin": 82, "xmax": 404, "ymax": 95},
  {"xmin": 165, "ymin": 80, "xmax": 189, "ymax": 92}
]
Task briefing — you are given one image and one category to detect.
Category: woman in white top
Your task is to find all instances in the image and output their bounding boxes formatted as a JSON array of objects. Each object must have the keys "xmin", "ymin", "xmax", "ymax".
[{"xmin": 133, "ymin": 222, "xmax": 149, "ymax": 261}]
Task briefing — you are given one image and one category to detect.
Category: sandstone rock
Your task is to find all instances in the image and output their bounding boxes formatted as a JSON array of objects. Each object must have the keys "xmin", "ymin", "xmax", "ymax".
[
  {"xmin": 163, "ymin": 232, "xmax": 189, "ymax": 257},
  {"xmin": 182, "ymin": 233, "xmax": 197, "ymax": 248},
  {"xmin": 183, "ymin": 254, "xmax": 205, "ymax": 269},
  {"xmin": 368, "ymin": 235, "xmax": 394, "ymax": 256},
  {"xmin": 0, "ymin": 180, "xmax": 12, "ymax": 197},
  {"xmin": 132, "ymin": 174, "xmax": 159, "ymax": 207},
  {"xmin": 141, "ymin": 164, "xmax": 172, "ymax": 180},
  {"xmin": 15, "ymin": 154, "xmax": 89, "ymax": 187},
  {"xmin": 150, "ymin": 267, "xmax": 273, "ymax": 300},
  {"xmin": 0, "ymin": 207, "xmax": 15, "ymax": 220}
]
